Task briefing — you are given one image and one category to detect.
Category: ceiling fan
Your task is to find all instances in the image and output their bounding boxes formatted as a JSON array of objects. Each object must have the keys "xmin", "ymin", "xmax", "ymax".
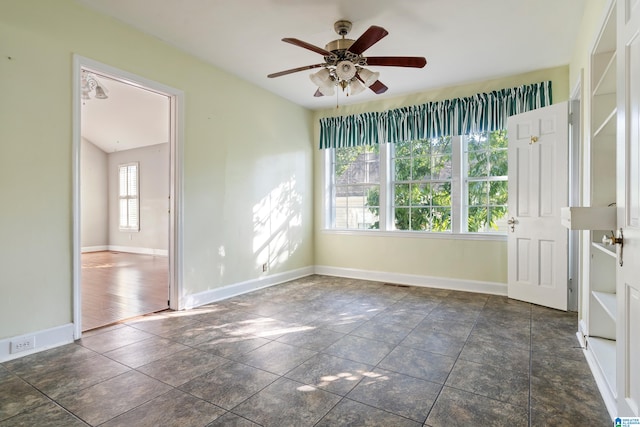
[{"xmin": 268, "ymin": 20, "xmax": 427, "ymax": 98}]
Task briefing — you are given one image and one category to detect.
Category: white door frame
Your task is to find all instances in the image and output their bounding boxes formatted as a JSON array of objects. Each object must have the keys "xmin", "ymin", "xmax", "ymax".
[
  {"xmin": 71, "ymin": 55, "xmax": 184, "ymax": 339},
  {"xmin": 507, "ymin": 101, "xmax": 569, "ymax": 310},
  {"xmin": 568, "ymin": 78, "xmax": 582, "ymax": 312}
]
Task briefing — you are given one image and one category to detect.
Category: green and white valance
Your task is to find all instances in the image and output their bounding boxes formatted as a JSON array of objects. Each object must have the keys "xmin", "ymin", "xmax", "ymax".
[{"xmin": 319, "ymin": 81, "xmax": 552, "ymax": 149}]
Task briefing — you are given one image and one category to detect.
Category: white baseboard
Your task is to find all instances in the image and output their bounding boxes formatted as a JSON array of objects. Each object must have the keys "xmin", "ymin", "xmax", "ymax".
[
  {"xmin": 580, "ymin": 338, "xmax": 616, "ymax": 421},
  {"xmin": 81, "ymin": 245, "xmax": 108, "ymax": 253},
  {"xmin": 0, "ymin": 323, "xmax": 75, "ymax": 363},
  {"xmin": 81, "ymin": 245, "xmax": 168, "ymax": 256},
  {"xmin": 314, "ymin": 265, "xmax": 507, "ymax": 296},
  {"xmin": 182, "ymin": 266, "xmax": 315, "ymax": 309}
]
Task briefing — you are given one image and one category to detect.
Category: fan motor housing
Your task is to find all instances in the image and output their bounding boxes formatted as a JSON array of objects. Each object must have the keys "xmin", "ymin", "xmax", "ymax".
[{"xmin": 325, "ymin": 38, "xmax": 355, "ymax": 53}]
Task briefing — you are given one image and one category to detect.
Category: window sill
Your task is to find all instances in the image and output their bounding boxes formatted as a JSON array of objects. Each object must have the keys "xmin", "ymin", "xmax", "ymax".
[{"xmin": 320, "ymin": 228, "xmax": 507, "ymax": 242}]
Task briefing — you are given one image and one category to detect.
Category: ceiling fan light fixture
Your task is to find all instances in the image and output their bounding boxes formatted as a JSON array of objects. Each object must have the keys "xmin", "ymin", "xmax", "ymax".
[
  {"xmin": 335, "ymin": 61, "xmax": 356, "ymax": 81},
  {"xmin": 310, "ymin": 68, "xmax": 331, "ymax": 87},
  {"xmin": 349, "ymin": 78, "xmax": 366, "ymax": 96},
  {"xmin": 94, "ymin": 85, "xmax": 109, "ymax": 99},
  {"xmin": 359, "ymin": 68, "xmax": 380, "ymax": 87},
  {"xmin": 318, "ymin": 83, "xmax": 335, "ymax": 96}
]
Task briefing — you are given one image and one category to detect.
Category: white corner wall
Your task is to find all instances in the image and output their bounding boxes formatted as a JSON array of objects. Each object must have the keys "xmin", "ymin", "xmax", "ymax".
[{"xmin": 108, "ymin": 143, "xmax": 169, "ymax": 254}]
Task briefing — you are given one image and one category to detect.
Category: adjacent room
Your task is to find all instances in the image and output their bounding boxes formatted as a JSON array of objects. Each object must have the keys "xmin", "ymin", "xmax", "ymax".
[{"xmin": 1, "ymin": 0, "xmax": 638, "ymax": 425}]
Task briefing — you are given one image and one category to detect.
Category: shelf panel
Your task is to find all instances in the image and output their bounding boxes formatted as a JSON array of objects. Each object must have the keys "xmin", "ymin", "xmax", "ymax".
[
  {"xmin": 593, "ymin": 108, "xmax": 617, "ymax": 138},
  {"xmin": 593, "ymin": 291, "xmax": 617, "ymax": 320},
  {"xmin": 592, "ymin": 242, "xmax": 617, "ymax": 258},
  {"xmin": 561, "ymin": 207, "xmax": 617, "ymax": 230},
  {"xmin": 588, "ymin": 337, "xmax": 616, "ymax": 393},
  {"xmin": 593, "ymin": 51, "xmax": 617, "ymax": 96}
]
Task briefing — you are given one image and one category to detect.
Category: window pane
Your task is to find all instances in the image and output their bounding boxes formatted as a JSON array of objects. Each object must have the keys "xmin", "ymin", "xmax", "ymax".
[
  {"xmin": 128, "ymin": 199, "xmax": 138, "ymax": 228},
  {"xmin": 431, "ymin": 182, "xmax": 449, "ymax": 206},
  {"xmin": 119, "ymin": 167, "xmax": 127, "ymax": 197},
  {"xmin": 432, "ymin": 155, "xmax": 452, "ymax": 179},
  {"xmin": 394, "ymin": 207, "xmax": 410, "ymax": 230},
  {"xmin": 467, "ymin": 206, "xmax": 488, "ymax": 232},
  {"xmin": 394, "ymin": 140, "xmax": 412, "ymax": 158},
  {"xmin": 411, "ymin": 207, "xmax": 431, "ymax": 230},
  {"xmin": 128, "ymin": 165, "xmax": 137, "ymax": 196},
  {"xmin": 394, "ymin": 158, "xmax": 412, "ymax": 181},
  {"xmin": 394, "ymin": 183, "xmax": 411, "ymax": 206},
  {"xmin": 120, "ymin": 199, "xmax": 127, "ymax": 227},
  {"xmin": 489, "ymin": 149, "xmax": 508, "ymax": 176},
  {"xmin": 467, "ymin": 151, "xmax": 489, "ymax": 177},
  {"xmin": 412, "ymin": 157, "xmax": 431, "ymax": 179},
  {"xmin": 488, "ymin": 207, "xmax": 508, "ymax": 232},
  {"xmin": 432, "ymin": 208, "xmax": 451, "ymax": 232},
  {"xmin": 468, "ymin": 181, "xmax": 488, "ymax": 205},
  {"xmin": 489, "ymin": 180, "xmax": 508, "ymax": 205},
  {"xmin": 334, "ymin": 207, "xmax": 348, "ymax": 228}
]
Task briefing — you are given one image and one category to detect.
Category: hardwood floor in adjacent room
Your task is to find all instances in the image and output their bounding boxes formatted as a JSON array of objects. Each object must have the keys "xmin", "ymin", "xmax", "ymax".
[{"xmin": 81, "ymin": 251, "xmax": 169, "ymax": 331}]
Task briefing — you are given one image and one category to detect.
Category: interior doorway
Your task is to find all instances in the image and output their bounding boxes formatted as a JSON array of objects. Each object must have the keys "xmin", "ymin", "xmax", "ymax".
[{"xmin": 73, "ymin": 56, "xmax": 183, "ymax": 337}]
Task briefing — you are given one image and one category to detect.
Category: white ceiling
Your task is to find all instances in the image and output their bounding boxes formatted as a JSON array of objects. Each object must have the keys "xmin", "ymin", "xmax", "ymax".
[
  {"xmin": 81, "ymin": 72, "xmax": 170, "ymax": 153},
  {"xmin": 77, "ymin": 0, "xmax": 587, "ymax": 111}
]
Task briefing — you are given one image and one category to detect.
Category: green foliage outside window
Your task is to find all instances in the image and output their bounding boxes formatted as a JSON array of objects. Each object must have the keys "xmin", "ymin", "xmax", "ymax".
[{"xmin": 333, "ymin": 130, "xmax": 508, "ymax": 232}]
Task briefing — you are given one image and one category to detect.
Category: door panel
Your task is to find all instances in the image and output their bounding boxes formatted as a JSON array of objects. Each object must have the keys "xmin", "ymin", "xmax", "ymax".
[
  {"xmin": 617, "ymin": 0, "xmax": 640, "ymax": 415},
  {"xmin": 507, "ymin": 102, "xmax": 568, "ymax": 310}
]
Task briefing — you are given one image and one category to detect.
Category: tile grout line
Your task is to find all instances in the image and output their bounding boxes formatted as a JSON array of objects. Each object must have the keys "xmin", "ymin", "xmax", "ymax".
[{"xmin": 528, "ymin": 305, "xmax": 533, "ymax": 427}]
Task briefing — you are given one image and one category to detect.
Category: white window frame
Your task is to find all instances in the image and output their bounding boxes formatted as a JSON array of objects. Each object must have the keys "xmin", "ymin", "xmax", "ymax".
[
  {"xmin": 118, "ymin": 162, "xmax": 140, "ymax": 232},
  {"xmin": 322, "ymin": 134, "xmax": 507, "ymax": 241}
]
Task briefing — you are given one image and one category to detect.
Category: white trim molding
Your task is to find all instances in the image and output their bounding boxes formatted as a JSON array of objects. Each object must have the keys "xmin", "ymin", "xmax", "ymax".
[
  {"xmin": 0, "ymin": 324, "xmax": 74, "ymax": 363},
  {"xmin": 314, "ymin": 265, "xmax": 507, "ymax": 296},
  {"xmin": 182, "ymin": 267, "xmax": 315, "ymax": 309}
]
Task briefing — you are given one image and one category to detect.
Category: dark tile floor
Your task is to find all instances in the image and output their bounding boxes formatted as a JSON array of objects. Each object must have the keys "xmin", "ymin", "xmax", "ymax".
[{"xmin": 0, "ymin": 275, "xmax": 611, "ymax": 426}]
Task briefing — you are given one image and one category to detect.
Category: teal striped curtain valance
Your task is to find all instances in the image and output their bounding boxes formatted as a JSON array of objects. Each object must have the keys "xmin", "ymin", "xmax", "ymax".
[{"xmin": 319, "ymin": 81, "xmax": 552, "ymax": 149}]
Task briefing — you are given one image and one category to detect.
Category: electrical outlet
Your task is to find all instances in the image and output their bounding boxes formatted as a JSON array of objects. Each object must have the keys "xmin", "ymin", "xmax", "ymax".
[
  {"xmin": 262, "ymin": 263, "xmax": 268, "ymax": 272},
  {"xmin": 11, "ymin": 336, "xmax": 35, "ymax": 354}
]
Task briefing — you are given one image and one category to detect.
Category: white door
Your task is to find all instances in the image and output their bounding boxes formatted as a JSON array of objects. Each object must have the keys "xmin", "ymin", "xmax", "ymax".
[
  {"xmin": 507, "ymin": 102, "xmax": 569, "ymax": 310},
  {"xmin": 616, "ymin": 0, "xmax": 640, "ymax": 416}
]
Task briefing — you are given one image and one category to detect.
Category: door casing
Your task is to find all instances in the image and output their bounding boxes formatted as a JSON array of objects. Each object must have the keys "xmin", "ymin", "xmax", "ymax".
[{"xmin": 71, "ymin": 55, "xmax": 184, "ymax": 338}]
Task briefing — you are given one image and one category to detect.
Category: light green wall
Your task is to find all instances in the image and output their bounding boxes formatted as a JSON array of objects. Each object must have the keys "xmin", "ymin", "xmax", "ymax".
[
  {"xmin": 312, "ymin": 66, "xmax": 570, "ymax": 284},
  {"xmin": 0, "ymin": 0, "xmax": 313, "ymax": 339}
]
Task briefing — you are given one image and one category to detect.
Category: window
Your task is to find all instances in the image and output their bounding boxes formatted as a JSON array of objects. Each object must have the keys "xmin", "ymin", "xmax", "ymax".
[
  {"xmin": 326, "ymin": 130, "xmax": 508, "ymax": 235},
  {"xmin": 118, "ymin": 162, "xmax": 139, "ymax": 231},
  {"xmin": 331, "ymin": 145, "xmax": 380, "ymax": 229}
]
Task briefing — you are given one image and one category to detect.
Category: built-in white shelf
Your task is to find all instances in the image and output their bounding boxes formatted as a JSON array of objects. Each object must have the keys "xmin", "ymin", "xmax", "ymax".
[
  {"xmin": 594, "ymin": 108, "xmax": 617, "ymax": 137},
  {"xmin": 593, "ymin": 291, "xmax": 617, "ymax": 320},
  {"xmin": 593, "ymin": 51, "xmax": 617, "ymax": 96},
  {"xmin": 561, "ymin": 206, "xmax": 617, "ymax": 230},
  {"xmin": 588, "ymin": 337, "xmax": 617, "ymax": 394},
  {"xmin": 592, "ymin": 241, "xmax": 617, "ymax": 258}
]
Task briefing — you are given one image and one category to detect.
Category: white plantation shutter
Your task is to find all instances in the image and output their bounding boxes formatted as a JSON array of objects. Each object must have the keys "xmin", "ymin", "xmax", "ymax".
[{"xmin": 118, "ymin": 162, "xmax": 139, "ymax": 231}]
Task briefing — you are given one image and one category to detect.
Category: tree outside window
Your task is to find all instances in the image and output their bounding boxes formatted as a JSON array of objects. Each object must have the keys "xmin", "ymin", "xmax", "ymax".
[{"xmin": 328, "ymin": 130, "xmax": 509, "ymax": 234}]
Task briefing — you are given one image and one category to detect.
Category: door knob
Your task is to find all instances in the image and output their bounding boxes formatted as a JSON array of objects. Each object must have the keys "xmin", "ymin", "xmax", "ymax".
[
  {"xmin": 507, "ymin": 217, "xmax": 517, "ymax": 232},
  {"xmin": 602, "ymin": 228, "xmax": 624, "ymax": 266}
]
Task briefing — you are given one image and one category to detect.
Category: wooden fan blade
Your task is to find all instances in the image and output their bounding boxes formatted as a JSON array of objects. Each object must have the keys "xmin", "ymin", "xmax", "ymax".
[
  {"xmin": 267, "ymin": 64, "xmax": 325, "ymax": 78},
  {"xmin": 369, "ymin": 80, "xmax": 388, "ymax": 94},
  {"xmin": 282, "ymin": 38, "xmax": 333, "ymax": 56},
  {"xmin": 348, "ymin": 26, "xmax": 389, "ymax": 54},
  {"xmin": 366, "ymin": 56, "xmax": 427, "ymax": 68}
]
